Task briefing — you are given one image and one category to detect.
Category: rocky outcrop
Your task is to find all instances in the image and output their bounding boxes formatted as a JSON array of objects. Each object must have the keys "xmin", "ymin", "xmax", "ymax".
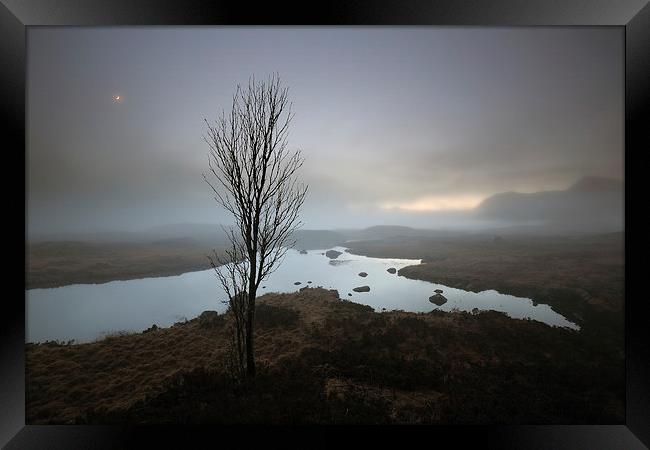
[
  {"xmin": 387, "ymin": 268, "xmax": 397, "ymax": 274},
  {"xmin": 353, "ymin": 286, "xmax": 370, "ymax": 293},
  {"xmin": 429, "ymin": 293, "xmax": 447, "ymax": 306}
]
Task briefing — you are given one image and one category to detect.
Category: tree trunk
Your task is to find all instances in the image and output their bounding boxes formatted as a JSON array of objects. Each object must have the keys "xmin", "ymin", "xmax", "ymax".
[
  {"xmin": 245, "ymin": 291, "xmax": 256, "ymax": 377},
  {"xmin": 246, "ymin": 260, "xmax": 257, "ymax": 378}
]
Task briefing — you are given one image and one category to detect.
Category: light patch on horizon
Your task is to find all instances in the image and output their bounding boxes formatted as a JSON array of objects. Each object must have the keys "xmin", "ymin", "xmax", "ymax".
[
  {"xmin": 112, "ymin": 94, "xmax": 123, "ymax": 103},
  {"xmin": 379, "ymin": 195, "xmax": 484, "ymax": 213}
]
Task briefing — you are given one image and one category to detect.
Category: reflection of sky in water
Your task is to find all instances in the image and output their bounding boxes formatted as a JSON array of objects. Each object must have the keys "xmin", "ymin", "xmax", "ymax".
[{"xmin": 26, "ymin": 247, "xmax": 578, "ymax": 343}]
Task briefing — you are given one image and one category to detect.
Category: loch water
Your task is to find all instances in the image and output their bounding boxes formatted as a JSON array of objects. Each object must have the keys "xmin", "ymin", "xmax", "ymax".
[{"xmin": 26, "ymin": 247, "xmax": 579, "ymax": 343}]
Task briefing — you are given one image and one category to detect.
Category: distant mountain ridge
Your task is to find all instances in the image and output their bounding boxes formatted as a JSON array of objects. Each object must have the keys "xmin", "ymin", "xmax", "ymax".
[
  {"xmin": 337, "ymin": 225, "xmax": 464, "ymax": 241},
  {"xmin": 474, "ymin": 176, "xmax": 623, "ymax": 233},
  {"xmin": 29, "ymin": 177, "xmax": 623, "ymax": 243}
]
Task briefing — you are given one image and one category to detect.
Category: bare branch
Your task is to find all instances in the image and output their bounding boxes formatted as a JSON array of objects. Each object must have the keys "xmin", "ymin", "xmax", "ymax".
[{"xmin": 202, "ymin": 74, "xmax": 307, "ymax": 378}]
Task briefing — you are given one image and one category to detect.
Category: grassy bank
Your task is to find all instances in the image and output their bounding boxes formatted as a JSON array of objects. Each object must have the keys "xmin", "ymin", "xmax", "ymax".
[
  {"xmin": 26, "ymin": 287, "xmax": 623, "ymax": 424},
  {"xmin": 344, "ymin": 233, "xmax": 624, "ymax": 343},
  {"xmin": 26, "ymin": 239, "xmax": 216, "ymax": 289}
]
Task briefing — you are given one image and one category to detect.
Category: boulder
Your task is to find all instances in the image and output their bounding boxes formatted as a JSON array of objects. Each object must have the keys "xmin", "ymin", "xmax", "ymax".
[
  {"xmin": 294, "ymin": 281, "xmax": 301, "ymax": 285},
  {"xmin": 353, "ymin": 285, "xmax": 370, "ymax": 293},
  {"xmin": 429, "ymin": 293, "xmax": 447, "ymax": 306},
  {"xmin": 348, "ymin": 293, "xmax": 352, "ymax": 296},
  {"xmin": 307, "ymin": 281, "xmax": 312, "ymax": 284},
  {"xmin": 358, "ymin": 272, "xmax": 368, "ymax": 277},
  {"xmin": 434, "ymin": 289, "xmax": 443, "ymax": 294},
  {"xmin": 325, "ymin": 249, "xmax": 343, "ymax": 259},
  {"xmin": 472, "ymin": 308, "xmax": 479, "ymax": 314},
  {"xmin": 387, "ymin": 267, "xmax": 397, "ymax": 274}
]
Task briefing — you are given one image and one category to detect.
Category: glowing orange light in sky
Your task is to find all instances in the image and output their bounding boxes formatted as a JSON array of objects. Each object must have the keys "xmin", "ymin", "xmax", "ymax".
[{"xmin": 379, "ymin": 195, "xmax": 484, "ymax": 212}]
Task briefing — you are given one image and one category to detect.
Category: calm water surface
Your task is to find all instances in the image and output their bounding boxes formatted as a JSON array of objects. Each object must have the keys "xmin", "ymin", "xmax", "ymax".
[{"xmin": 26, "ymin": 247, "xmax": 579, "ymax": 343}]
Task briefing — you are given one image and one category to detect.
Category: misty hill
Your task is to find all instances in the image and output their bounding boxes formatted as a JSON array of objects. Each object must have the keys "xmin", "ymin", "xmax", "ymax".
[
  {"xmin": 474, "ymin": 176, "xmax": 623, "ymax": 233},
  {"xmin": 354, "ymin": 225, "xmax": 425, "ymax": 239},
  {"xmin": 30, "ymin": 223, "xmax": 229, "ymax": 246},
  {"xmin": 338, "ymin": 225, "xmax": 464, "ymax": 241},
  {"xmin": 292, "ymin": 230, "xmax": 346, "ymax": 249},
  {"xmin": 145, "ymin": 225, "xmax": 348, "ymax": 250},
  {"xmin": 29, "ymin": 176, "xmax": 623, "ymax": 245}
]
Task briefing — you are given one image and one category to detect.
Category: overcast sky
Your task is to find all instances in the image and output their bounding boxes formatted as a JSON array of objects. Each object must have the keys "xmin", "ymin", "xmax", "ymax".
[{"xmin": 27, "ymin": 27, "xmax": 623, "ymax": 234}]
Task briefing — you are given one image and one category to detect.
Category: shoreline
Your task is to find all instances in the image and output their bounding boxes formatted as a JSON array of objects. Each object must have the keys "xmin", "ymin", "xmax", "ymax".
[
  {"xmin": 28, "ymin": 245, "xmax": 584, "ymax": 344},
  {"xmin": 27, "ymin": 233, "xmax": 623, "ymax": 345}
]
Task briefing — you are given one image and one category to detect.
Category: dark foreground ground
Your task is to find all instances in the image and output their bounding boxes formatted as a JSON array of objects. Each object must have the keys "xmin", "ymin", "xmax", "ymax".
[{"xmin": 26, "ymin": 287, "xmax": 623, "ymax": 424}]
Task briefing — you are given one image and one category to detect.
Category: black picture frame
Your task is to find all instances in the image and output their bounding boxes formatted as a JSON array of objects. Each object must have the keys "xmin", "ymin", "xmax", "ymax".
[{"xmin": 3, "ymin": 0, "xmax": 648, "ymax": 447}]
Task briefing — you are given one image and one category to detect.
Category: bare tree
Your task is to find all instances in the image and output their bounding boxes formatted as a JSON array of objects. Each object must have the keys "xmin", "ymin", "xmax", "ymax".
[{"xmin": 204, "ymin": 74, "xmax": 308, "ymax": 378}]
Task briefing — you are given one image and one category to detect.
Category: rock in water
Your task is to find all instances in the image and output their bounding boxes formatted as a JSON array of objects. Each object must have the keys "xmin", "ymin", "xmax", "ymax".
[
  {"xmin": 434, "ymin": 289, "xmax": 443, "ymax": 294},
  {"xmin": 353, "ymin": 286, "xmax": 370, "ymax": 293},
  {"xmin": 429, "ymin": 293, "xmax": 447, "ymax": 306},
  {"xmin": 307, "ymin": 281, "xmax": 312, "ymax": 284},
  {"xmin": 387, "ymin": 267, "xmax": 397, "ymax": 274},
  {"xmin": 294, "ymin": 281, "xmax": 302, "ymax": 285},
  {"xmin": 299, "ymin": 250, "xmax": 308, "ymax": 254},
  {"xmin": 325, "ymin": 249, "xmax": 343, "ymax": 259},
  {"xmin": 358, "ymin": 272, "xmax": 368, "ymax": 277},
  {"xmin": 348, "ymin": 293, "xmax": 352, "ymax": 296}
]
